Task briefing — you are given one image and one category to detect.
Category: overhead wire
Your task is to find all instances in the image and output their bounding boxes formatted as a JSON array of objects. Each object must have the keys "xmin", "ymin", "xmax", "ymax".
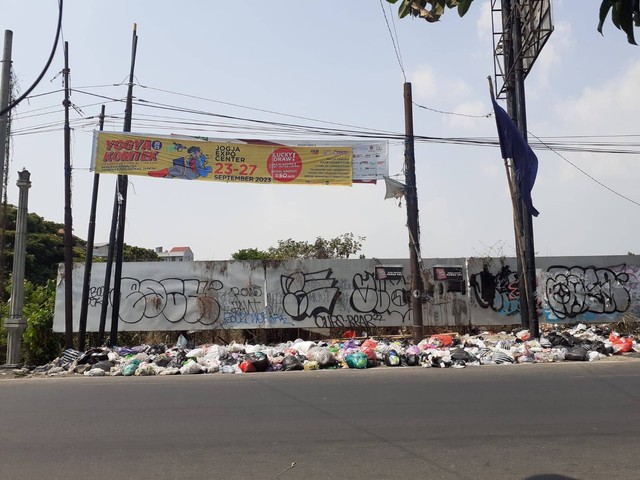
[
  {"xmin": 413, "ymin": 101, "xmax": 493, "ymax": 118},
  {"xmin": 10, "ymin": 87, "xmax": 640, "ymax": 157},
  {"xmin": 380, "ymin": 0, "xmax": 407, "ymax": 82},
  {"xmin": 528, "ymin": 130, "xmax": 640, "ymax": 208},
  {"xmin": 134, "ymin": 83, "xmax": 395, "ymax": 135},
  {"xmin": 0, "ymin": 0, "xmax": 64, "ymax": 117}
]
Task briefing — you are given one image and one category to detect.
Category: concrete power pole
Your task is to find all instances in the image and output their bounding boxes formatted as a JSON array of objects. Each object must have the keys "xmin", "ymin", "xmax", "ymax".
[
  {"xmin": 403, "ymin": 82, "xmax": 425, "ymax": 343},
  {"xmin": 0, "ymin": 31, "xmax": 13, "ymax": 208},
  {"xmin": 5, "ymin": 170, "xmax": 31, "ymax": 365}
]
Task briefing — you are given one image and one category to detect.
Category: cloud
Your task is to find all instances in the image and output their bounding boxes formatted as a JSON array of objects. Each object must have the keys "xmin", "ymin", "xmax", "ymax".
[
  {"xmin": 476, "ymin": 1, "xmax": 493, "ymax": 40},
  {"xmin": 445, "ymin": 100, "xmax": 492, "ymax": 130},
  {"xmin": 551, "ymin": 59, "xmax": 640, "ymax": 183},
  {"xmin": 556, "ymin": 59, "xmax": 640, "ymax": 137},
  {"xmin": 411, "ymin": 66, "xmax": 438, "ymax": 100},
  {"xmin": 532, "ymin": 21, "xmax": 573, "ymax": 90}
]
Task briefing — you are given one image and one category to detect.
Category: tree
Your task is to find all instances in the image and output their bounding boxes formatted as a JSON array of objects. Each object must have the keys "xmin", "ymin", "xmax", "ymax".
[
  {"xmin": 386, "ymin": 0, "xmax": 640, "ymax": 45},
  {"xmin": 0, "ymin": 204, "xmax": 159, "ymax": 293},
  {"xmin": 231, "ymin": 233, "xmax": 365, "ymax": 260},
  {"xmin": 386, "ymin": 0, "xmax": 473, "ymax": 23},
  {"xmin": 598, "ymin": 0, "xmax": 640, "ymax": 45}
]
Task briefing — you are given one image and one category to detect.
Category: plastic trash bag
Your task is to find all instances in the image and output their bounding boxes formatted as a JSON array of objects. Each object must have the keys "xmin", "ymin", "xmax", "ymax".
[
  {"xmin": 246, "ymin": 352, "xmax": 270, "ymax": 372},
  {"xmin": 491, "ymin": 351, "xmax": 515, "ymax": 364},
  {"xmin": 176, "ymin": 334, "xmax": 188, "ymax": 349},
  {"xmin": 281, "ymin": 355, "xmax": 304, "ymax": 371},
  {"xmin": 159, "ymin": 367, "xmax": 180, "ymax": 375},
  {"xmin": 361, "ymin": 339, "xmax": 378, "ymax": 350},
  {"xmin": 384, "ymin": 350, "xmax": 401, "ymax": 367},
  {"xmin": 450, "ymin": 348, "xmax": 477, "ymax": 363},
  {"xmin": 122, "ymin": 360, "xmax": 140, "ymax": 376},
  {"xmin": 429, "ymin": 334, "xmax": 453, "ymax": 347},
  {"xmin": 186, "ymin": 348, "xmax": 204, "ymax": 358},
  {"xmin": 77, "ymin": 348, "xmax": 110, "ymax": 365},
  {"xmin": 405, "ymin": 353, "xmax": 420, "ymax": 366},
  {"xmin": 179, "ymin": 360, "xmax": 203, "ymax": 374},
  {"xmin": 239, "ymin": 360, "xmax": 257, "ymax": 373},
  {"xmin": 306, "ymin": 347, "xmax": 338, "ymax": 368},
  {"xmin": 360, "ymin": 347, "xmax": 377, "ymax": 362},
  {"xmin": 304, "ymin": 361, "xmax": 319, "ymax": 371},
  {"xmin": 609, "ymin": 333, "xmax": 633, "ymax": 353},
  {"xmin": 345, "ymin": 351, "xmax": 368, "ymax": 369},
  {"xmin": 564, "ymin": 346, "xmax": 588, "ymax": 361}
]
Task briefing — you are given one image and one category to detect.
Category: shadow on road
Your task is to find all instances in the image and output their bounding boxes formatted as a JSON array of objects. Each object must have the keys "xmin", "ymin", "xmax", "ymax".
[{"xmin": 524, "ymin": 475, "xmax": 579, "ymax": 480}]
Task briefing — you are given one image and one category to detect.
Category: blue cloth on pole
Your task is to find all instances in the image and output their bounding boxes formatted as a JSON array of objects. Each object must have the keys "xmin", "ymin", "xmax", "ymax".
[{"xmin": 492, "ymin": 98, "xmax": 539, "ymax": 217}]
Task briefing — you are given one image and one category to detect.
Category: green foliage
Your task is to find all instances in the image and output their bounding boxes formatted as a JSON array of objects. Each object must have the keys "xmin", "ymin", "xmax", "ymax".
[
  {"xmin": 232, "ymin": 248, "xmax": 272, "ymax": 261},
  {"xmin": 21, "ymin": 280, "xmax": 64, "ymax": 365},
  {"xmin": 1, "ymin": 204, "xmax": 159, "ymax": 290},
  {"xmin": 231, "ymin": 233, "xmax": 365, "ymax": 260},
  {"xmin": 123, "ymin": 245, "xmax": 160, "ymax": 262},
  {"xmin": 1, "ymin": 205, "xmax": 80, "ymax": 288},
  {"xmin": 387, "ymin": 0, "xmax": 475, "ymax": 22},
  {"xmin": 599, "ymin": 0, "xmax": 639, "ymax": 45},
  {"xmin": 387, "ymin": 1, "xmax": 640, "ymax": 45}
]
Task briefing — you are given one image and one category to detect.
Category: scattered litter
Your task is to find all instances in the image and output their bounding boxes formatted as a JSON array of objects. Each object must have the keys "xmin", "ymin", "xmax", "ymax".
[{"xmin": 6, "ymin": 324, "xmax": 639, "ymax": 379}]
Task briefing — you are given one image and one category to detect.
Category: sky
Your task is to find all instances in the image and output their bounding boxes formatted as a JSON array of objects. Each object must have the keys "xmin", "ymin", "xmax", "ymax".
[{"xmin": 2, "ymin": 0, "xmax": 640, "ymax": 262}]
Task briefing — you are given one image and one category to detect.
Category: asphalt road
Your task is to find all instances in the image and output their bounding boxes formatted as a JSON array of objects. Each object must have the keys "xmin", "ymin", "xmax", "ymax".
[{"xmin": 1, "ymin": 362, "xmax": 639, "ymax": 480}]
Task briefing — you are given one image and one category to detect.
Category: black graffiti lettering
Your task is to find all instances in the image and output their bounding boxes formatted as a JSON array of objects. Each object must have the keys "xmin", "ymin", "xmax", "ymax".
[
  {"xmin": 229, "ymin": 285, "xmax": 262, "ymax": 297},
  {"xmin": 349, "ymin": 270, "xmax": 409, "ymax": 321},
  {"xmin": 313, "ymin": 313, "xmax": 381, "ymax": 329},
  {"xmin": 545, "ymin": 265, "xmax": 631, "ymax": 319},
  {"xmin": 87, "ymin": 285, "xmax": 104, "ymax": 307},
  {"xmin": 470, "ymin": 265, "xmax": 521, "ymax": 316},
  {"xmin": 281, "ymin": 269, "xmax": 340, "ymax": 321},
  {"xmin": 112, "ymin": 277, "xmax": 223, "ymax": 326}
]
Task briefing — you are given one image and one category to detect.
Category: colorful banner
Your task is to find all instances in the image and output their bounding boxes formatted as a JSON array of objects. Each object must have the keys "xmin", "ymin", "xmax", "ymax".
[
  {"xmin": 91, "ymin": 132, "xmax": 353, "ymax": 186},
  {"xmin": 171, "ymin": 135, "xmax": 389, "ymax": 184}
]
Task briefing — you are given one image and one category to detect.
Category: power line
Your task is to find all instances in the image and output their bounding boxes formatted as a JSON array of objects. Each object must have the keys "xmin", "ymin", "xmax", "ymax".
[
  {"xmin": 133, "ymin": 83, "xmax": 394, "ymax": 135},
  {"xmin": 528, "ymin": 130, "xmax": 640, "ymax": 208},
  {"xmin": 0, "ymin": 0, "xmax": 64, "ymax": 117},
  {"xmin": 15, "ymin": 87, "xmax": 640, "ymax": 156},
  {"xmin": 413, "ymin": 101, "xmax": 493, "ymax": 118},
  {"xmin": 380, "ymin": 0, "xmax": 406, "ymax": 82}
]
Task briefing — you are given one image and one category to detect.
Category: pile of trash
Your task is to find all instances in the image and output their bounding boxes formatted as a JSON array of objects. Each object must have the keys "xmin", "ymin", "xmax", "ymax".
[{"xmin": 25, "ymin": 324, "xmax": 640, "ymax": 378}]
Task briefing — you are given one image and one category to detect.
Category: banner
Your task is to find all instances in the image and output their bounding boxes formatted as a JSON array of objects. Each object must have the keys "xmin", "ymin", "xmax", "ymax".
[
  {"xmin": 91, "ymin": 132, "xmax": 353, "ymax": 186},
  {"xmin": 168, "ymin": 134, "xmax": 389, "ymax": 183}
]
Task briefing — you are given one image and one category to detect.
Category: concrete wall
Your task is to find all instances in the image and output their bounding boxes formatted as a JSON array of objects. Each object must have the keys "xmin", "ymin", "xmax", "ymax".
[{"xmin": 53, "ymin": 255, "xmax": 640, "ymax": 331}]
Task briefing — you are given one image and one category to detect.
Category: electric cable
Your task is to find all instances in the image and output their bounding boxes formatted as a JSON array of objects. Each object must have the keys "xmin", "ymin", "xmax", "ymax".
[
  {"xmin": 380, "ymin": 0, "xmax": 406, "ymax": 82},
  {"xmin": 133, "ymin": 83, "xmax": 394, "ymax": 135},
  {"xmin": 0, "ymin": 0, "xmax": 64, "ymax": 117},
  {"xmin": 528, "ymin": 130, "xmax": 640, "ymax": 208}
]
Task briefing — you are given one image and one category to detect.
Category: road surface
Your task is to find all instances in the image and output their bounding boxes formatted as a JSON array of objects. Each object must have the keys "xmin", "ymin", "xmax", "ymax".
[{"xmin": 1, "ymin": 361, "xmax": 639, "ymax": 480}]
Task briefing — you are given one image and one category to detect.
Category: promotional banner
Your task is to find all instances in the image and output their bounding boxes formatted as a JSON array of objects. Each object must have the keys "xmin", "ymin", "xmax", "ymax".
[
  {"xmin": 91, "ymin": 132, "xmax": 353, "ymax": 186},
  {"xmin": 168, "ymin": 134, "xmax": 389, "ymax": 183}
]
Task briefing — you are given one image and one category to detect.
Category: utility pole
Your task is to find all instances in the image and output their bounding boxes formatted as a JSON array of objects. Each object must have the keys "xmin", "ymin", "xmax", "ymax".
[
  {"xmin": 98, "ymin": 181, "xmax": 119, "ymax": 345},
  {"xmin": 503, "ymin": 0, "xmax": 539, "ymax": 338},
  {"xmin": 63, "ymin": 41, "xmax": 74, "ymax": 349},
  {"xmin": 403, "ymin": 82, "xmax": 425, "ymax": 343},
  {"xmin": 0, "ymin": 31, "xmax": 13, "ymax": 299},
  {"xmin": 78, "ymin": 105, "xmax": 105, "ymax": 351},
  {"xmin": 0, "ymin": 31, "xmax": 12, "ymax": 206},
  {"xmin": 109, "ymin": 24, "xmax": 138, "ymax": 346}
]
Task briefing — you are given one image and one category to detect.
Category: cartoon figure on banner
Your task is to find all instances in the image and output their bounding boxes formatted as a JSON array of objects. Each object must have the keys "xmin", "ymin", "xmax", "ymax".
[{"xmin": 148, "ymin": 146, "xmax": 212, "ymax": 180}]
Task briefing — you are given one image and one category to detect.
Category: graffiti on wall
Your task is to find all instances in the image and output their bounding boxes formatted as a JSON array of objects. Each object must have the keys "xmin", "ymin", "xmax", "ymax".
[
  {"xmin": 60, "ymin": 256, "xmax": 640, "ymax": 332},
  {"xmin": 343, "ymin": 269, "xmax": 410, "ymax": 328},
  {"xmin": 542, "ymin": 265, "xmax": 632, "ymax": 321},
  {"xmin": 87, "ymin": 277, "xmax": 224, "ymax": 326},
  {"xmin": 270, "ymin": 268, "xmax": 410, "ymax": 329},
  {"xmin": 469, "ymin": 264, "xmax": 520, "ymax": 316}
]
